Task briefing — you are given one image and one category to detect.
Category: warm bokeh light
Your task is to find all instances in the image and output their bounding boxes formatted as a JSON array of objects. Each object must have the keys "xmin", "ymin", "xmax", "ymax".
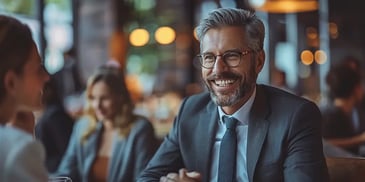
[
  {"xmin": 125, "ymin": 74, "xmax": 142, "ymax": 102},
  {"xmin": 193, "ymin": 27, "xmax": 198, "ymax": 41},
  {"xmin": 129, "ymin": 28, "xmax": 150, "ymax": 47},
  {"xmin": 314, "ymin": 50, "xmax": 327, "ymax": 64},
  {"xmin": 306, "ymin": 27, "xmax": 318, "ymax": 40},
  {"xmin": 249, "ymin": 0, "xmax": 318, "ymax": 13},
  {"xmin": 301, "ymin": 50, "xmax": 314, "ymax": 65},
  {"xmin": 329, "ymin": 22, "xmax": 338, "ymax": 34},
  {"xmin": 109, "ymin": 31, "xmax": 127, "ymax": 69},
  {"xmin": 155, "ymin": 26, "xmax": 176, "ymax": 45},
  {"xmin": 329, "ymin": 22, "xmax": 339, "ymax": 39}
]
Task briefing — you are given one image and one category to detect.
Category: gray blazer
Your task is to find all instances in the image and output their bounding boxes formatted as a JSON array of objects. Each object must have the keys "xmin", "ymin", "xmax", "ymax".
[
  {"xmin": 0, "ymin": 126, "xmax": 48, "ymax": 182},
  {"xmin": 138, "ymin": 84, "xmax": 329, "ymax": 182},
  {"xmin": 55, "ymin": 116, "xmax": 158, "ymax": 182}
]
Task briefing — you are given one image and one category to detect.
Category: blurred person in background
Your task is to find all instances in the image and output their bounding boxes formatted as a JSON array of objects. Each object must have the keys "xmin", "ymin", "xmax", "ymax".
[
  {"xmin": 322, "ymin": 63, "xmax": 365, "ymax": 156},
  {"xmin": 337, "ymin": 56, "xmax": 365, "ymax": 156},
  {"xmin": 271, "ymin": 68, "xmax": 294, "ymax": 94},
  {"xmin": 35, "ymin": 74, "xmax": 75, "ymax": 173},
  {"xmin": 54, "ymin": 47, "xmax": 84, "ymax": 99},
  {"xmin": 54, "ymin": 47, "xmax": 85, "ymax": 120},
  {"xmin": 54, "ymin": 65, "xmax": 159, "ymax": 182},
  {"xmin": 337, "ymin": 56, "xmax": 365, "ymax": 132},
  {"xmin": 0, "ymin": 15, "xmax": 49, "ymax": 181}
]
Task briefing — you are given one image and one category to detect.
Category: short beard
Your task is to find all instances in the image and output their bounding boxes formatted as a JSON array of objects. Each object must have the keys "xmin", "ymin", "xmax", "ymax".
[
  {"xmin": 209, "ymin": 86, "xmax": 241, "ymax": 106},
  {"xmin": 208, "ymin": 76, "xmax": 255, "ymax": 107},
  {"xmin": 205, "ymin": 63, "xmax": 257, "ymax": 107}
]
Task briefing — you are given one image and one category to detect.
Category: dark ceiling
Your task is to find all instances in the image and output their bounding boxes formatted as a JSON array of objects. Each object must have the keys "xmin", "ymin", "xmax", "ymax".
[
  {"xmin": 330, "ymin": 0, "xmax": 365, "ymax": 40},
  {"xmin": 329, "ymin": 0, "xmax": 365, "ymax": 59}
]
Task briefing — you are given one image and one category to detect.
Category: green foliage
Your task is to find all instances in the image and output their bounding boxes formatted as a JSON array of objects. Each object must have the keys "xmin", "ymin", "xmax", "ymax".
[
  {"xmin": 0, "ymin": 0, "xmax": 71, "ymax": 16},
  {"xmin": 0, "ymin": 0, "xmax": 35, "ymax": 16},
  {"xmin": 45, "ymin": 0, "xmax": 70, "ymax": 10}
]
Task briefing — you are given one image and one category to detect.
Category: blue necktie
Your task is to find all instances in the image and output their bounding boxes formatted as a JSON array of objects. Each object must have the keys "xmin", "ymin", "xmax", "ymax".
[{"xmin": 218, "ymin": 116, "xmax": 238, "ymax": 182}]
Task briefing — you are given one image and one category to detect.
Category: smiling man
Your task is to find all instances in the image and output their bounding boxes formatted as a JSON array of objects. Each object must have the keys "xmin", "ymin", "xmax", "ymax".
[{"xmin": 138, "ymin": 8, "xmax": 329, "ymax": 182}]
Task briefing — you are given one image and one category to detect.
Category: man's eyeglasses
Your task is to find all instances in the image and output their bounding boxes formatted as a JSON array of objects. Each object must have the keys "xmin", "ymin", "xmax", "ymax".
[{"xmin": 196, "ymin": 50, "xmax": 251, "ymax": 69}]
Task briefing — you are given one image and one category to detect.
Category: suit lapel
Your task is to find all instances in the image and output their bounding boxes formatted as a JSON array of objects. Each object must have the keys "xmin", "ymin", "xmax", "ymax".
[
  {"xmin": 247, "ymin": 85, "xmax": 270, "ymax": 182},
  {"xmin": 83, "ymin": 122, "xmax": 103, "ymax": 177},
  {"xmin": 195, "ymin": 100, "xmax": 219, "ymax": 181}
]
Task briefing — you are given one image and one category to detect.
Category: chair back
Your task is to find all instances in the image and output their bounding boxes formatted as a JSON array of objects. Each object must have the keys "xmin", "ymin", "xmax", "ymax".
[{"xmin": 326, "ymin": 157, "xmax": 365, "ymax": 182}]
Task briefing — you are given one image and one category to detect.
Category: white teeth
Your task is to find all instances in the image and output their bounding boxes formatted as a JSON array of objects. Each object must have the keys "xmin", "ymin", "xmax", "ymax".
[{"xmin": 215, "ymin": 79, "xmax": 235, "ymax": 86}]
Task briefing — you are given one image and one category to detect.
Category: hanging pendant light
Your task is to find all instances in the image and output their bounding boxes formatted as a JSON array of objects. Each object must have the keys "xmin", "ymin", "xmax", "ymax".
[{"xmin": 248, "ymin": 0, "xmax": 318, "ymax": 13}]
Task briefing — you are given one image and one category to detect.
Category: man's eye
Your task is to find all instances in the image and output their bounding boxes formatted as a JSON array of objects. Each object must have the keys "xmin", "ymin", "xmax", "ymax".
[
  {"xmin": 204, "ymin": 55, "xmax": 215, "ymax": 61},
  {"xmin": 224, "ymin": 52, "xmax": 240, "ymax": 59}
]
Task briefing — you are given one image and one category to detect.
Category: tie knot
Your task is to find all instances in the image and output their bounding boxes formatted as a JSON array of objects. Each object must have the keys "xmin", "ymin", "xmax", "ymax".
[{"xmin": 223, "ymin": 116, "xmax": 238, "ymax": 130}]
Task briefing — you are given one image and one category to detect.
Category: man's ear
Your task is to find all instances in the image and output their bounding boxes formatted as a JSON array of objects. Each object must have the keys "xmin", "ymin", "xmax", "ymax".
[{"xmin": 255, "ymin": 50, "xmax": 265, "ymax": 73}]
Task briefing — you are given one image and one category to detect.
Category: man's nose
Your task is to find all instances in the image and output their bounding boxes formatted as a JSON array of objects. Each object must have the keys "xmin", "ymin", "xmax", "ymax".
[{"xmin": 211, "ymin": 55, "xmax": 228, "ymax": 73}]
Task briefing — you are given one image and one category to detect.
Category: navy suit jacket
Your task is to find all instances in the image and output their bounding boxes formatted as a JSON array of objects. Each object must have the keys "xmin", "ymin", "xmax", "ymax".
[{"xmin": 138, "ymin": 84, "xmax": 329, "ymax": 182}]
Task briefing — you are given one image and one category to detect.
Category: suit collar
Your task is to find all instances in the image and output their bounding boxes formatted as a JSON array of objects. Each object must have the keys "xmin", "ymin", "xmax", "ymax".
[
  {"xmin": 218, "ymin": 86, "xmax": 256, "ymax": 125},
  {"xmin": 246, "ymin": 85, "xmax": 270, "ymax": 181},
  {"xmin": 82, "ymin": 121, "xmax": 104, "ymax": 177},
  {"xmin": 84, "ymin": 121, "xmax": 104, "ymax": 153},
  {"xmin": 109, "ymin": 133, "xmax": 126, "ymax": 181}
]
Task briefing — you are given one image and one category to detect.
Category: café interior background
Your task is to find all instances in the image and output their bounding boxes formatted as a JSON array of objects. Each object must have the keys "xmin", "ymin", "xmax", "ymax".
[{"xmin": 1, "ymin": 0, "xmax": 364, "ymax": 136}]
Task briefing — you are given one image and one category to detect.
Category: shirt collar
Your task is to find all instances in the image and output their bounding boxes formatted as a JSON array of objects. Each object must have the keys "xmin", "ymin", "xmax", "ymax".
[{"xmin": 218, "ymin": 86, "xmax": 257, "ymax": 125}]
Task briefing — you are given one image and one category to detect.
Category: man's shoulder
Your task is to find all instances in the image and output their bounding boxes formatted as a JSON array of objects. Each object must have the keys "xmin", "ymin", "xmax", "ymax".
[
  {"xmin": 257, "ymin": 84, "xmax": 320, "ymax": 115},
  {"xmin": 259, "ymin": 84, "xmax": 313, "ymax": 104}
]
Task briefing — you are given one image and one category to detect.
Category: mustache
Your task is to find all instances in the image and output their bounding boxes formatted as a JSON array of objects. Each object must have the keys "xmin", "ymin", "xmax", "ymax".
[{"xmin": 206, "ymin": 72, "xmax": 240, "ymax": 80}]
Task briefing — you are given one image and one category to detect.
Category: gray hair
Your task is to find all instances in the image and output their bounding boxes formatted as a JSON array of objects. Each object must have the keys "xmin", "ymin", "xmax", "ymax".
[{"xmin": 196, "ymin": 8, "xmax": 265, "ymax": 51}]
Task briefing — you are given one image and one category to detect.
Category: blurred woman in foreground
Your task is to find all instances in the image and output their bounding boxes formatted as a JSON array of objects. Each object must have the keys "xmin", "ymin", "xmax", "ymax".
[{"xmin": 0, "ymin": 15, "xmax": 49, "ymax": 181}]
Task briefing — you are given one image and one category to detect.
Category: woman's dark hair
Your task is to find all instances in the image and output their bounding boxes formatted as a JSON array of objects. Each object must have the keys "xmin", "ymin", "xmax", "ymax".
[{"xmin": 0, "ymin": 15, "xmax": 34, "ymax": 102}]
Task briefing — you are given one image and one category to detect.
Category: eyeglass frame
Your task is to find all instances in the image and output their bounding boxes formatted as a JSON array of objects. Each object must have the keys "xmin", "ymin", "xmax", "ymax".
[{"xmin": 196, "ymin": 49, "xmax": 252, "ymax": 69}]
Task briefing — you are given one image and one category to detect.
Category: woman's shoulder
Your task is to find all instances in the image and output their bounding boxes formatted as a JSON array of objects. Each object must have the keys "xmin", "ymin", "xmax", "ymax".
[
  {"xmin": 71, "ymin": 116, "xmax": 97, "ymax": 134},
  {"xmin": 74, "ymin": 116, "xmax": 92, "ymax": 126},
  {"xmin": 0, "ymin": 126, "xmax": 33, "ymax": 144},
  {"xmin": 0, "ymin": 126, "xmax": 45, "ymax": 161},
  {"xmin": 129, "ymin": 115, "xmax": 155, "ymax": 134},
  {"xmin": 133, "ymin": 115, "xmax": 153, "ymax": 127}
]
